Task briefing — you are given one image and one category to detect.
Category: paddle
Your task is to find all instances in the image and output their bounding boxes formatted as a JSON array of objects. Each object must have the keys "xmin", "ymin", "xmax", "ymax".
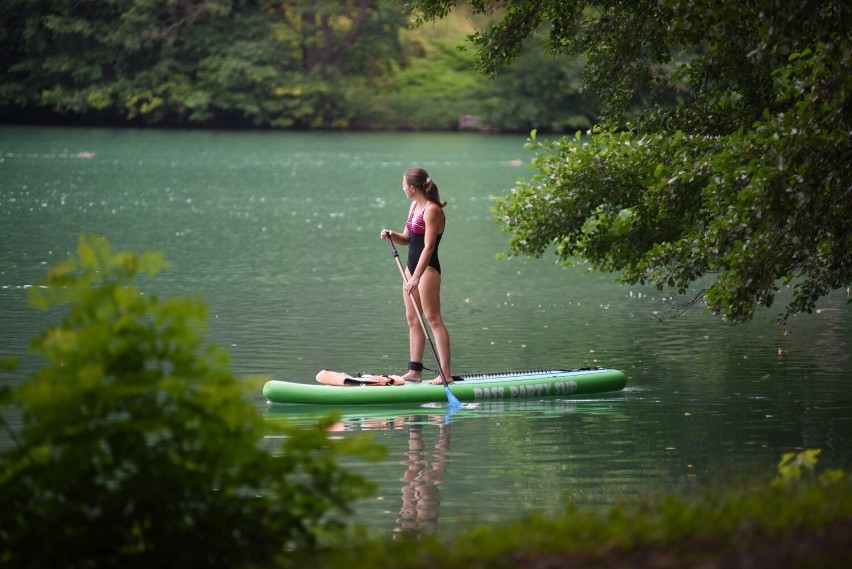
[{"xmin": 383, "ymin": 233, "xmax": 462, "ymax": 410}]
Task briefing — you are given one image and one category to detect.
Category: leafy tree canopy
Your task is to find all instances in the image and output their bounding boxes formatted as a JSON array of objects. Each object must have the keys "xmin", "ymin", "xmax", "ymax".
[
  {"xmin": 0, "ymin": 0, "xmax": 598, "ymax": 131},
  {"xmin": 0, "ymin": 235, "xmax": 383, "ymax": 568},
  {"xmin": 407, "ymin": 0, "xmax": 852, "ymax": 323},
  {"xmin": 0, "ymin": 0, "xmax": 407, "ymax": 127}
]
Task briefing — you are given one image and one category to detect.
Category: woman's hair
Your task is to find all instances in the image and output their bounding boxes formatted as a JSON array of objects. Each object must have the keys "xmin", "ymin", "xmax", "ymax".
[{"xmin": 405, "ymin": 167, "xmax": 446, "ymax": 207}]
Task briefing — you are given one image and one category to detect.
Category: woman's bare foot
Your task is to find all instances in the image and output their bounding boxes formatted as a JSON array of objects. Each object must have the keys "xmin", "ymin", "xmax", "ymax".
[
  {"xmin": 401, "ymin": 371, "xmax": 422, "ymax": 382},
  {"xmin": 429, "ymin": 376, "xmax": 452, "ymax": 385}
]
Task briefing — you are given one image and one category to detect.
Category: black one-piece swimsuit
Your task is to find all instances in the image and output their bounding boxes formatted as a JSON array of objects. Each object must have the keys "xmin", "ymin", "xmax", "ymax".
[{"xmin": 406, "ymin": 204, "xmax": 443, "ymax": 274}]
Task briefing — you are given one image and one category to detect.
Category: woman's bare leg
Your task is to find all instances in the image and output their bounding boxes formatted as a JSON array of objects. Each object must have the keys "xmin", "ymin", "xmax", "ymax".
[
  {"xmin": 402, "ymin": 269, "xmax": 426, "ymax": 381},
  {"xmin": 418, "ymin": 268, "xmax": 451, "ymax": 384}
]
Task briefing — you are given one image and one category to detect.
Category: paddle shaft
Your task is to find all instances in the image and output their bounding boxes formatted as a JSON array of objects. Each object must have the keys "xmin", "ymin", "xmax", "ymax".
[{"xmin": 384, "ymin": 234, "xmax": 451, "ymax": 389}]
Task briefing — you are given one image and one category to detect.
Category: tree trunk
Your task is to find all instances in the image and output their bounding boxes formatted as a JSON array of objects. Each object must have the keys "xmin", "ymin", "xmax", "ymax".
[{"xmin": 301, "ymin": 0, "xmax": 371, "ymax": 77}]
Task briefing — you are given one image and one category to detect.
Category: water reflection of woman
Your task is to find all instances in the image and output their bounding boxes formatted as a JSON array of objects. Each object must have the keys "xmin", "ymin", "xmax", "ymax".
[{"xmin": 396, "ymin": 420, "xmax": 451, "ymax": 536}]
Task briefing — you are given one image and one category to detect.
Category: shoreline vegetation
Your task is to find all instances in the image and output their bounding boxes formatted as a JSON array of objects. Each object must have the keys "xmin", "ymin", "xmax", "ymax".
[
  {"xmin": 0, "ymin": 6, "xmax": 597, "ymax": 133},
  {"xmin": 309, "ymin": 452, "xmax": 852, "ymax": 569}
]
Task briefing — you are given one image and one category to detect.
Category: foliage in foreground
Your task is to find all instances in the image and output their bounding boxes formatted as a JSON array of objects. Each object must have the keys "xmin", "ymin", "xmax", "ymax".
[
  {"xmin": 309, "ymin": 449, "xmax": 852, "ymax": 569},
  {"xmin": 409, "ymin": 0, "xmax": 852, "ymax": 323},
  {"xmin": 0, "ymin": 235, "xmax": 383, "ymax": 569}
]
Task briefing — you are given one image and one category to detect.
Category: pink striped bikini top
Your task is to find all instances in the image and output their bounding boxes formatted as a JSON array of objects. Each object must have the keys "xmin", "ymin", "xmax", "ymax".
[{"xmin": 406, "ymin": 202, "xmax": 428, "ymax": 234}]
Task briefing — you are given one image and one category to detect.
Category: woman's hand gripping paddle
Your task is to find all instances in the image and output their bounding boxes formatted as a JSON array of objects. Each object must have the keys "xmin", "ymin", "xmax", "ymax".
[{"xmin": 383, "ymin": 233, "xmax": 462, "ymax": 410}]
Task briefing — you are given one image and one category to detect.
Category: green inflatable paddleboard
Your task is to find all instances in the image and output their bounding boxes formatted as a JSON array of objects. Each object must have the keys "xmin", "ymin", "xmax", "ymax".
[{"xmin": 263, "ymin": 368, "xmax": 627, "ymax": 406}]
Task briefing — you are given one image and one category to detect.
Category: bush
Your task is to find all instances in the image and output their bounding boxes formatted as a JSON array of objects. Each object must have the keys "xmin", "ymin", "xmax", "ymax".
[{"xmin": 0, "ymin": 235, "xmax": 383, "ymax": 569}]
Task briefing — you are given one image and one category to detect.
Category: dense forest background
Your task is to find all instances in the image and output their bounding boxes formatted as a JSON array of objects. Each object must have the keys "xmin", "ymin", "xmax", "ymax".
[{"xmin": 0, "ymin": 0, "xmax": 598, "ymax": 132}]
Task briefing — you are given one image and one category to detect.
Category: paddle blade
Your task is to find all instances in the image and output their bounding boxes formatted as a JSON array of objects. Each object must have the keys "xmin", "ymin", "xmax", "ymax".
[
  {"xmin": 443, "ymin": 403, "xmax": 460, "ymax": 425},
  {"xmin": 445, "ymin": 386, "xmax": 463, "ymax": 410}
]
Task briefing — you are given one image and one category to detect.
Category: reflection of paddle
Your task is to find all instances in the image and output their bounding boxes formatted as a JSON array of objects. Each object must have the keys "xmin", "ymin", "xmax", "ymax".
[
  {"xmin": 316, "ymin": 370, "xmax": 404, "ymax": 386},
  {"xmin": 383, "ymin": 235, "xmax": 462, "ymax": 410}
]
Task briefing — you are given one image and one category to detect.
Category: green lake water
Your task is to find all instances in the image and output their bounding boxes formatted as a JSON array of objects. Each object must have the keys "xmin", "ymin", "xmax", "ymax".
[{"xmin": 1, "ymin": 125, "xmax": 850, "ymax": 536}]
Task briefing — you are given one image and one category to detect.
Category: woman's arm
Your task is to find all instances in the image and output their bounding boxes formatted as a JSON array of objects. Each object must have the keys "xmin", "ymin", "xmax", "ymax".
[
  {"xmin": 381, "ymin": 227, "xmax": 408, "ymax": 244},
  {"xmin": 382, "ymin": 202, "xmax": 415, "ymax": 245}
]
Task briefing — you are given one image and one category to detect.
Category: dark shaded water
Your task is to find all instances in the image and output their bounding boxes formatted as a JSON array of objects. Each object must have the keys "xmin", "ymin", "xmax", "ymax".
[{"xmin": 1, "ymin": 126, "xmax": 849, "ymax": 536}]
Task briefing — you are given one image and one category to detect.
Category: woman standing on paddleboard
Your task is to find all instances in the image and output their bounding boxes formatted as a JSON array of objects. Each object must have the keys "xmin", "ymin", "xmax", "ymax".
[{"xmin": 381, "ymin": 167, "xmax": 452, "ymax": 384}]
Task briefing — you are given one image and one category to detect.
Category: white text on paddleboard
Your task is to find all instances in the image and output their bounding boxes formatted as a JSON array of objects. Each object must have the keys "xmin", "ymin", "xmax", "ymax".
[{"xmin": 472, "ymin": 381, "xmax": 578, "ymax": 400}]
